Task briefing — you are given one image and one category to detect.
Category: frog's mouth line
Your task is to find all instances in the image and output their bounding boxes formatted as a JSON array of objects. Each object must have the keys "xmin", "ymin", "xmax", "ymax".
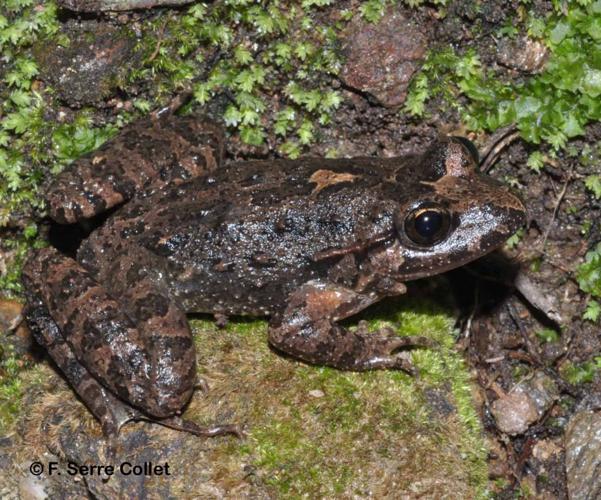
[{"xmin": 397, "ymin": 241, "xmax": 510, "ymax": 282}]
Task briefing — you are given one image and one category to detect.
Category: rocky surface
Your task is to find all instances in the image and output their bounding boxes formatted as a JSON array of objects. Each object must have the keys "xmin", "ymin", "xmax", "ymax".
[
  {"xmin": 57, "ymin": 0, "xmax": 194, "ymax": 12},
  {"xmin": 340, "ymin": 10, "xmax": 427, "ymax": 107},
  {"xmin": 565, "ymin": 411, "xmax": 601, "ymax": 500},
  {"xmin": 0, "ymin": 309, "xmax": 487, "ymax": 498},
  {"xmin": 0, "ymin": 299, "xmax": 33, "ymax": 358},
  {"xmin": 35, "ymin": 22, "xmax": 140, "ymax": 107},
  {"xmin": 490, "ymin": 371, "xmax": 559, "ymax": 435}
]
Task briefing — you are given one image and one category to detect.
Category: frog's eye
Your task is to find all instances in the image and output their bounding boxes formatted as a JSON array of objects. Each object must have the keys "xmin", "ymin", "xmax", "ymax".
[{"xmin": 402, "ymin": 205, "xmax": 451, "ymax": 246}]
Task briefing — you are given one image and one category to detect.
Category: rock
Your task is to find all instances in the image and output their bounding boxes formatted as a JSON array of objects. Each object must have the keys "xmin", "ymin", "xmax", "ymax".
[
  {"xmin": 57, "ymin": 0, "xmax": 194, "ymax": 11},
  {"xmin": 17, "ymin": 454, "xmax": 90, "ymax": 500},
  {"xmin": 491, "ymin": 391, "xmax": 539, "ymax": 435},
  {"xmin": 565, "ymin": 411, "xmax": 601, "ymax": 500},
  {"xmin": 532, "ymin": 439, "xmax": 561, "ymax": 462},
  {"xmin": 35, "ymin": 23, "xmax": 140, "ymax": 107},
  {"xmin": 340, "ymin": 11, "xmax": 427, "ymax": 107},
  {"xmin": 491, "ymin": 371, "xmax": 559, "ymax": 435},
  {"xmin": 497, "ymin": 36, "xmax": 548, "ymax": 73},
  {"xmin": 0, "ymin": 298, "xmax": 35, "ymax": 357},
  {"xmin": 8, "ymin": 388, "xmax": 261, "ymax": 499}
]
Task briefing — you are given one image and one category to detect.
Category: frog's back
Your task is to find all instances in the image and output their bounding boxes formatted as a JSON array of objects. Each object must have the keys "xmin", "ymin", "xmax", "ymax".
[
  {"xmin": 90, "ymin": 156, "xmax": 422, "ymax": 315},
  {"xmin": 86, "ymin": 158, "xmax": 408, "ymax": 314},
  {"xmin": 165, "ymin": 158, "xmax": 408, "ymax": 314}
]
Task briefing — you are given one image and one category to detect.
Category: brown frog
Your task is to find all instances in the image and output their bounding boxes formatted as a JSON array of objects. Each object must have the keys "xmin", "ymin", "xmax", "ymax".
[{"xmin": 22, "ymin": 114, "xmax": 526, "ymax": 437}]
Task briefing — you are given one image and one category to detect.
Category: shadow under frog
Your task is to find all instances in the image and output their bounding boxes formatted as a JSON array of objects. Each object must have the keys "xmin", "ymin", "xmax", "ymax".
[{"xmin": 22, "ymin": 114, "xmax": 525, "ymax": 438}]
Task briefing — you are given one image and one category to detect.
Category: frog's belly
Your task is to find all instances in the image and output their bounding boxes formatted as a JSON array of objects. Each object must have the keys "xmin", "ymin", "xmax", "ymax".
[{"xmin": 170, "ymin": 262, "xmax": 324, "ymax": 316}]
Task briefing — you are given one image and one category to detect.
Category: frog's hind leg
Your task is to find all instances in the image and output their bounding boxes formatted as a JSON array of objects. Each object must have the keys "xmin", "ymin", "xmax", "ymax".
[
  {"xmin": 22, "ymin": 248, "xmax": 238, "ymax": 438},
  {"xmin": 23, "ymin": 293, "xmax": 135, "ymax": 435},
  {"xmin": 24, "ymin": 298, "xmax": 238, "ymax": 438},
  {"xmin": 269, "ymin": 281, "xmax": 435, "ymax": 372},
  {"xmin": 46, "ymin": 115, "xmax": 224, "ymax": 224}
]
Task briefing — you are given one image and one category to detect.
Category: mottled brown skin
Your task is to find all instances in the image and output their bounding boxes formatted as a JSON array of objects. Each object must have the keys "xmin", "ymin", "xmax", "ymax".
[{"xmin": 22, "ymin": 114, "xmax": 526, "ymax": 437}]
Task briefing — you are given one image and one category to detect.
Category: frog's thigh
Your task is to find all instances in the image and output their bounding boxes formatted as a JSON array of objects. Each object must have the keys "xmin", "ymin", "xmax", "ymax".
[
  {"xmin": 268, "ymin": 281, "xmax": 431, "ymax": 372},
  {"xmin": 47, "ymin": 115, "xmax": 225, "ymax": 224},
  {"xmin": 96, "ymin": 248, "xmax": 199, "ymax": 410},
  {"xmin": 23, "ymin": 294, "xmax": 136, "ymax": 435},
  {"xmin": 23, "ymin": 247, "xmax": 195, "ymax": 418}
]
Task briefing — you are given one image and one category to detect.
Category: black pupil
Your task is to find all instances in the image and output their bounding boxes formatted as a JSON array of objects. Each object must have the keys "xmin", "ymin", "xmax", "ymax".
[{"xmin": 414, "ymin": 210, "xmax": 443, "ymax": 238}]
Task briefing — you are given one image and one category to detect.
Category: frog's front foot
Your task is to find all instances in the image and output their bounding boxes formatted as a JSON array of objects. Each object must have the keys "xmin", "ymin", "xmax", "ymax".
[
  {"xmin": 268, "ymin": 282, "xmax": 434, "ymax": 373},
  {"xmin": 353, "ymin": 321, "xmax": 436, "ymax": 373}
]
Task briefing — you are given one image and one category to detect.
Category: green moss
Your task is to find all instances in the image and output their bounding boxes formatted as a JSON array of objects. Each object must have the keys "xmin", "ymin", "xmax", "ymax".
[
  {"xmin": 536, "ymin": 328, "xmax": 561, "ymax": 343},
  {"xmin": 577, "ymin": 243, "xmax": 601, "ymax": 298},
  {"xmin": 0, "ymin": 346, "xmax": 46, "ymax": 434},
  {"xmin": 560, "ymin": 358, "xmax": 601, "ymax": 384},
  {"xmin": 0, "ymin": 1, "xmax": 59, "ymax": 220},
  {"xmin": 189, "ymin": 288, "xmax": 488, "ymax": 497},
  {"xmin": 405, "ymin": 1, "xmax": 601, "ymax": 153},
  {"xmin": 0, "ymin": 349, "xmax": 23, "ymax": 433},
  {"xmin": 129, "ymin": 1, "xmax": 346, "ymax": 156}
]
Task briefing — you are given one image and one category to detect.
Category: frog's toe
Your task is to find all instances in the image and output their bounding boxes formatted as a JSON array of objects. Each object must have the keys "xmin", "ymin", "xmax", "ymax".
[
  {"xmin": 370, "ymin": 331, "xmax": 436, "ymax": 353},
  {"xmin": 358, "ymin": 332, "xmax": 438, "ymax": 373},
  {"xmin": 359, "ymin": 350, "xmax": 417, "ymax": 374},
  {"xmin": 194, "ymin": 375, "xmax": 210, "ymax": 392},
  {"xmin": 156, "ymin": 416, "xmax": 245, "ymax": 439},
  {"xmin": 384, "ymin": 334, "xmax": 437, "ymax": 349},
  {"xmin": 393, "ymin": 354, "xmax": 418, "ymax": 375}
]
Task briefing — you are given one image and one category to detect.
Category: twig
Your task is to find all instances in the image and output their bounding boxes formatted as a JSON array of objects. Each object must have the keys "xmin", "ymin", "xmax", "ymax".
[
  {"xmin": 514, "ymin": 271, "xmax": 563, "ymax": 324},
  {"xmin": 461, "ymin": 283, "xmax": 479, "ymax": 343},
  {"xmin": 146, "ymin": 18, "xmax": 168, "ymax": 63},
  {"xmin": 506, "ymin": 301, "xmax": 542, "ymax": 366},
  {"xmin": 481, "ymin": 130, "xmax": 521, "ymax": 173},
  {"xmin": 539, "ymin": 170, "xmax": 572, "ymax": 250}
]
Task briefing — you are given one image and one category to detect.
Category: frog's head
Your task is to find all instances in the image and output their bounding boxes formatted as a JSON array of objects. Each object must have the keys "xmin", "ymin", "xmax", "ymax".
[{"xmin": 392, "ymin": 137, "xmax": 526, "ymax": 280}]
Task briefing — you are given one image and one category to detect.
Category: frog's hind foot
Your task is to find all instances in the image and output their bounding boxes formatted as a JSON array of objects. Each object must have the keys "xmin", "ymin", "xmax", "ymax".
[
  {"xmin": 109, "ymin": 407, "xmax": 244, "ymax": 439},
  {"xmin": 22, "ymin": 288, "xmax": 135, "ymax": 436},
  {"xmin": 153, "ymin": 416, "xmax": 244, "ymax": 439},
  {"xmin": 22, "ymin": 300, "xmax": 241, "ymax": 440},
  {"xmin": 22, "ymin": 247, "xmax": 197, "ymax": 421}
]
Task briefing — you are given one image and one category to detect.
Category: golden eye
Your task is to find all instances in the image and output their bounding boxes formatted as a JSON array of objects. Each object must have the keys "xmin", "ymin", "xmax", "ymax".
[{"xmin": 402, "ymin": 205, "xmax": 451, "ymax": 246}]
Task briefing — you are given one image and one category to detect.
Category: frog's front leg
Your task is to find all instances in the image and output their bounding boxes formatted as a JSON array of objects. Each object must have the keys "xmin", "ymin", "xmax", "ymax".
[
  {"xmin": 269, "ymin": 281, "xmax": 433, "ymax": 373},
  {"xmin": 47, "ymin": 115, "xmax": 224, "ymax": 224},
  {"xmin": 23, "ymin": 247, "xmax": 238, "ymax": 437}
]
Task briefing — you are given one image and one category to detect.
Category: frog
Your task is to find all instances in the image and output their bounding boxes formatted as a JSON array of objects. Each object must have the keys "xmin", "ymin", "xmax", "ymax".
[{"xmin": 22, "ymin": 113, "xmax": 526, "ymax": 438}]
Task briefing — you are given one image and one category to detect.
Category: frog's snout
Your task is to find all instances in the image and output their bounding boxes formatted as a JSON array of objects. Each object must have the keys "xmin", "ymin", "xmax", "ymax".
[
  {"xmin": 476, "ymin": 190, "xmax": 527, "ymax": 255},
  {"xmin": 495, "ymin": 190, "xmax": 527, "ymax": 237}
]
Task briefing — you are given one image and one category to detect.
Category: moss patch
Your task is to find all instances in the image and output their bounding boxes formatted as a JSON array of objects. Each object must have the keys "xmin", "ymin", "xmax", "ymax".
[{"xmin": 187, "ymin": 288, "xmax": 488, "ymax": 498}]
